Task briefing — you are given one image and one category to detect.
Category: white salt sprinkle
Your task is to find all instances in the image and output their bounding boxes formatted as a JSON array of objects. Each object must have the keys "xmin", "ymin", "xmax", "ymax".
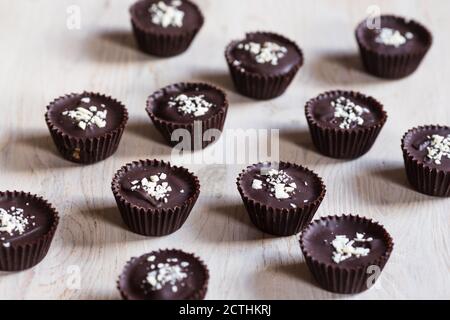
[
  {"xmin": 144, "ymin": 257, "xmax": 190, "ymax": 292},
  {"xmin": 0, "ymin": 206, "xmax": 33, "ymax": 237},
  {"xmin": 238, "ymin": 41, "xmax": 288, "ymax": 65},
  {"xmin": 168, "ymin": 94, "xmax": 215, "ymax": 117},
  {"xmin": 62, "ymin": 101, "xmax": 107, "ymax": 130},
  {"xmin": 331, "ymin": 233, "xmax": 373, "ymax": 263},
  {"xmin": 375, "ymin": 27, "xmax": 414, "ymax": 47},
  {"xmin": 331, "ymin": 96, "xmax": 369, "ymax": 129},
  {"xmin": 149, "ymin": 0, "xmax": 184, "ymax": 28},
  {"xmin": 425, "ymin": 134, "xmax": 450, "ymax": 165},
  {"xmin": 130, "ymin": 172, "xmax": 173, "ymax": 203}
]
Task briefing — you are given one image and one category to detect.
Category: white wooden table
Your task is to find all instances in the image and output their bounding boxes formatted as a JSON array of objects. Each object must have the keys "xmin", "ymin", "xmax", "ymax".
[{"xmin": 0, "ymin": 0, "xmax": 449, "ymax": 299}]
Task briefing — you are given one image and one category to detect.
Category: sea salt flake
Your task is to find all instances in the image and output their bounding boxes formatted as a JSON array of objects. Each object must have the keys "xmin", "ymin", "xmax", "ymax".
[
  {"xmin": 331, "ymin": 233, "xmax": 373, "ymax": 263},
  {"xmin": 425, "ymin": 134, "xmax": 450, "ymax": 165},
  {"xmin": 375, "ymin": 27, "xmax": 413, "ymax": 47},
  {"xmin": 0, "ymin": 207, "xmax": 30, "ymax": 236},
  {"xmin": 238, "ymin": 41, "xmax": 288, "ymax": 65},
  {"xmin": 131, "ymin": 173, "xmax": 173, "ymax": 203},
  {"xmin": 62, "ymin": 104, "xmax": 107, "ymax": 130},
  {"xmin": 149, "ymin": 0, "xmax": 184, "ymax": 28},
  {"xmin": 145, "ymin": 257, "xmax": 189, "ymax": 291},
  {"xmin": 255, "ymin": 169, "xmax": 299, "ymax": 200},
  {"xmin": 168, "ymin": 94, "xmax": 215, "ymax": 117},
  {"xmin": 252, "ymin": 179, "xmax": 263, "ymax": 190},
  {"xmin": 331, "ymin": 96, "xmax": 368, "ymax": 129}
]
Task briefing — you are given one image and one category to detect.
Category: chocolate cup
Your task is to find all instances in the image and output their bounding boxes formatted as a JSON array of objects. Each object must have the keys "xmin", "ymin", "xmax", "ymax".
[
  {"xmin": 401, "ymin": 125, "xmax": 450, "ymax": 197},
  {"xmin": 111, "ymin": 159, "xmax": 200, "ymax": 236},
  {"xmin": 45, "ymin": 92, "xmax": 129, "ymax": 164},
  {"xmin": 225, "ymin": 31, "xmax": 304, "ymax": 100},
  {"xmin": 146, "ymin": 82, "xmax": 229, "ymax": 150},
  {"xmin": 355, "ymin": 15, "xmax": 432, "ymax": 79},
  {"xmin": 305, "ymin": 90, "xmax": 387, "ymax": 159},
  {"xmin": 0, "ymin": 191, "xmax": 59, "ymax": 271},
  {"xmin": 130, "ymin": 0, "xmax": 204, "ymax": 57},
  {"xmin": 236, "ymin": 162, "xmax": 326, "ymax": 236},
  {"xmin": 299, "ymin": 215, "xmax": 394, "ymax": 294},
  {"xmin": 117, "ymin": 249, "xmax": 209, "ymax": 300}
]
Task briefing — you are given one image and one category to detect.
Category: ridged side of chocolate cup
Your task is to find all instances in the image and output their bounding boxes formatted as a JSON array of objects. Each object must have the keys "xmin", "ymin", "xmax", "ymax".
[
  {"xmin": 299, "ymin": 215, "xmax": 394, "ymax": 294},
  {"xmin": 355, "ymin": 15, "xmax": 432, "ymax": 79},
  {"xmin": 0, "ymin": 191, "xmax": 59, "ymax": 271},
  {"xmin": 130, "ymin": 0, "xmax": 204, "ymax": 57},
  {"xmin": 225, "ymin": 31, "xmax": 304, "ymax": 100},
  {"xmin": 45, "ymin": 92, "xmax": 129, "ymax": 164},
  {"xmin": 111, "ymin": 159, "xmax": 200, "ymax": 236},
  {"xmin": 401, "ymin": 125, "xmax": 450, "ymax": 197},
  {"xmin": 305, "ymin": 90, "xmax": 387, "ymax": 159},
  {"xmin": 117, "ymin": 249, "xmax": 209, "ymax": 300},
  {"xmin": 236, "ymin": 162, "xmax": 326, "ymax": 236},
  {"xmin": 146, "ymin": 82, "xmax": 229, "ymax": 150}
]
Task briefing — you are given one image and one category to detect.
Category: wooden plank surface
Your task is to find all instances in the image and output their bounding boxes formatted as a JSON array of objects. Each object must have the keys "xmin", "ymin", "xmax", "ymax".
[{"xmin": 0, "ymin": 0, "xmax": 448, "ymax": 299}]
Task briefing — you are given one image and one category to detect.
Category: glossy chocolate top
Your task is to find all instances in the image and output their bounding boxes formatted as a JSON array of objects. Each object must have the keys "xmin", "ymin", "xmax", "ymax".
[
  {"xmin": 114, "ymin": 161, "xmax": 198, "ymax": 210},
  {"xmin": 227, "ymin": 32, "xmax": 302, "ymax": 75},
  {"xmin": 130, "ymin": 0, "xmax": 203, "ymax": 34},
  {"xmin": 119, "ymin": 250, "xmax": 208, "ymax": 300},
  {"xmin": 0, "ymin": 192, "xmax": 56, "ymax": 247},
  {"xmin": 46, "ymin": 93, "xmax": 127, "ymax": 139},
  {"xmin": 301, "ymin": 216, "xmax": 392, "ymax": 268},
  {"xmin": 403, "ymin": 126, "xmax": 450, "ymax": 170},
  {"xmin": 147, "ymin": 83, "xmax": 227, "ymax": 124},
  {"xmin": 356, "ymin": 15, "xmax": 432, "ymax": 55},
  {"xmin": 238, "ymin": 162, "xmax": 324, "ymax": 210},
  {"xmin": 306, "ymin": 91, "xmax": 385, "ymax": 130}
]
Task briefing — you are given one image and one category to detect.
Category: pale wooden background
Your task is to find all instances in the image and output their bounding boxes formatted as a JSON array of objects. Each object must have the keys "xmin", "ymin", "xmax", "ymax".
[{"xmin": 0, "ymin": 0, "xmax": 448, "ymax": 300}]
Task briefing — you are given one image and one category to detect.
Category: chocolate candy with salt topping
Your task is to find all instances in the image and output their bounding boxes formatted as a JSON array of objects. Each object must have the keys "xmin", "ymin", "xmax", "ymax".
[
  {"xmin": 118, "ymin": 249, "xmax": 209, "ymax": 300},
  {"xmin": 401, "ymin": 125, "xmax": 450, "ymax": 196},
  {"xmin": 45, "ymin": 92, "xmax": 128, "ymax": 164}
]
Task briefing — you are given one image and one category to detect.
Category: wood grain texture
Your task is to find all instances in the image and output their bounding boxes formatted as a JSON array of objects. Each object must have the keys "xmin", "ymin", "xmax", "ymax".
[{"xmin": 0, "ymin": 0, "xmax": 449, "ymax": 299}]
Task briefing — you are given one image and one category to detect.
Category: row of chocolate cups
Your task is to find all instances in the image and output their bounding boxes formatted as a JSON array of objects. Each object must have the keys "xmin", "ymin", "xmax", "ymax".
[
  {"xmin": 116, "ymin": 214, "xmax": 395, "ymax": 298},
  {"xmin": 43, "ymin": 85, "xmax": 450, "ymax": 196},
  {"xmin": 131, "ymin": 0, "xmax": 432, "ymax": 82},
  {"xmin": 0, "ymin": 159, "xmax": 393, "ymax": 296}
]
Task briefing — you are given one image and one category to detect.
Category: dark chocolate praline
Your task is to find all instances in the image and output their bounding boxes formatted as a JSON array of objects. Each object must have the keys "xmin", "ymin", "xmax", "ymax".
[
  {"xmin": 111, "ymin": 160, "xmax": 200, "ymax": 236},
  {"xmin": 236, "ymin": 162, "xmax": 326, "ymax": 236},
  {"xmin": 300, "ymin": 215, "xmax": 394, "ymax": 294},
  {"xmin": 305, "ymin": 90, "xmax": 387, "ymax": 159},
  {"xmin": 118, "ymin": 249, "xmax": 209, "ymax": 300},
  {"xmin": 46, "ymin": 93, "xmax": 127, "ymax": 139},
  {"xmin": 147, "ymin": 83, "xmax": 227, "ymax": 124},
  {"xmin": 146, "ymin": 82, "xmax": 228, "ymax": 149},
  {"xmin": 238, "ymin": 163, "xmax": 324, "ymax": 210},
  {"xmin": 402, "ymin": 125, "xmax": 450, "ymax": 170},
  {"xmin": 300, "ymin": 216, "xmax": 392, "ymax": 268},
  {"xmin": 45, "ymin": 92, "xmax": 128, "ymax": 164},
  {"xmin": 0, "ymin": 194, "xmax": 52, "ymax": 246},
  {"xmin": 355, "ymin": 15, "xmax": 432, "ymax": 78},
  {"xmin": 401, "ymin": 125, "xmax": 450, "ymax": 196},
  {"xmin": 356, "ymin": 16, "xmax": 431, "ymax": 55},
  {"xmin": 0, "ymin": 191, "xmax": 59, "ymax": 271},
  {"xmin": 225, "ymin": 31, "xmax": 303, "ymax": 99},
  {"xmin": 114, "ymin": 161, "xmax": 198, "ymax": 210},
  {"xmin": 227, "ymin": 33, "xmax": 303, "ymax": 76},
  {"xmin": 130, "ymin": 0, "xmax": 203, "ymax": 35},
  {"xmin": 130, "ymin": 0, "xmax": 204, "ymax": 57},
  {"xmin": 306, "ymin": 91, "xmax": 385, "ymax": 130}
]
